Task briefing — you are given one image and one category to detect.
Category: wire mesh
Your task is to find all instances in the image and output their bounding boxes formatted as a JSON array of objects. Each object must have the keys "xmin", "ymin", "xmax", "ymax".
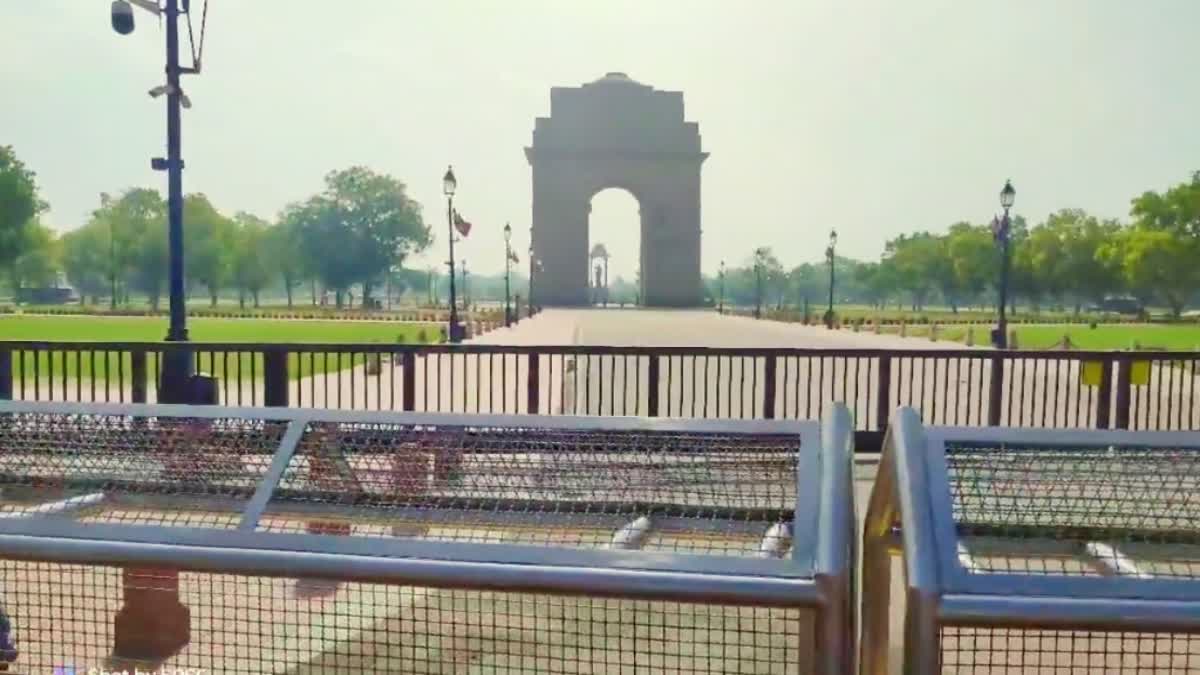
[
  {"xmin": 946, "ymin": 442, "xmax": 1200, "ymax": 578},
  {"xmin": 260, "ymin": 423, "xmax": 801, "ymax": 557},
  {"xmin": 2, "ymin": 560, "xmax": 813, "ymax": 674},
  {"xmin": 940, "ymin": 626, "xmax": 1200, "ymax": 674},
  {"xmin": 0, "ymin": 411, "xmax": 286, "ymax": 528}
]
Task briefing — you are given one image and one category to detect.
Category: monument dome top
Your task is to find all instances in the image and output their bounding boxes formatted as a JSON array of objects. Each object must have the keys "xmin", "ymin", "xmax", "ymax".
[{"xmin": 592, "ymin": 72, "xmax": 643, "ymax": 86}]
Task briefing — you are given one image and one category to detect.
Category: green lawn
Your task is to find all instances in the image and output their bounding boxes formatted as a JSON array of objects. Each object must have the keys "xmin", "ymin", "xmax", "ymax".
[
  {"xmin": 0, "ymin": 315, "xmax": 439, "ymax": 383},
  {"xmin": 1006, "ymin": 324, "xmax": 1200, "ymax": 351},
  {"xmin": 872, "ymin": 322, "xmax": 1200, "ymax": 351}
]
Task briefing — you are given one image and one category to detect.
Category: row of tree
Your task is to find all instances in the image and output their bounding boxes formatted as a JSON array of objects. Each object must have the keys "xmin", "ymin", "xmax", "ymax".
[
  {"xmin": 1, "ymin": 148, "xmax": 436, "ymax": 309},
  {"xmin": 710, "ymin": 171, "xmax": 1200, "ymax": 317},
  {"xmin": 3, "ymin": 142, "xmax": 1198, "ymax": 315}
]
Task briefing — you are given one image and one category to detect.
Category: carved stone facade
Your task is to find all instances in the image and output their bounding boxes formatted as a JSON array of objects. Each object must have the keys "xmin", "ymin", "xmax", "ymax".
[{"xmin": 526, "ymin": 73, "xmax": 708, "ymax": 306}]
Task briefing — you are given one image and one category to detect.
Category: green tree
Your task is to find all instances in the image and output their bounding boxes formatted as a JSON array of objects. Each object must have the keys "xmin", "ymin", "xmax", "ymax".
[
  {"xmin": 101, "ymin": 189, "xmax": 168, "ymax": 308},
  {"xmin": 10, "ymin": 222, "xmax": 60, "ymax": 294},
  {"xmin": 184, "ymin": 193, "xmax": 235, "ymax": 306},
  {"xmin": 0, "ymin": 145, "xmax": 46, "ymax": 274},
  {"xmin": 883, "ymin": 233, "xmax": 943, "ymax": 310},
  {"xmin": 1130, "ymin": 171, "xmax": 1200, "ymax": 239},
  {"xmin": 791, "ymin": 263, "xmax": 825, "ymax": 313},
  {"xmin": 1109, "ymin": 228, "xmax": 1200, "ymax": 317},
  {"xmin": 945, "ymin": 223, "xmax": 996, "ymax": 309},
  {"xmin": 231, "ymin": 212, "xmax": 273, "ymax": 308},
  {"xmin": 269, "ymin": 213, "xmax": 306, "ymax": 308},
  {"xmin": 291, "ymin": 167, "xmax": 431, "ymax": 306},
  {"xmin": 60, "ymin": 221, "xmax": 111, "ymax": 304}
]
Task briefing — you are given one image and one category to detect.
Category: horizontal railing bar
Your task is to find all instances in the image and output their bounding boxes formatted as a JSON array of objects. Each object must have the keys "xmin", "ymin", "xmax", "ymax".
[
  {"xmin": 959, "ymin": 522, "xmax": 1200, "ymax": 547},
  {"xmin": 940, "ymin": 593, "xmax": 1200, "ymax": 633},
  {"xmin": 2, "ymin": 340, "xmax": 1196, "ymax": 360},
  {"xmin": 0, "ymin": 532, "xmax": 820, "ymax": 608}
]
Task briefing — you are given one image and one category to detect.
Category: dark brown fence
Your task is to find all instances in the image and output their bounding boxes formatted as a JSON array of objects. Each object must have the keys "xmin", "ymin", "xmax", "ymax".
[{"xmin": 1, "ymin": 342, "xmax": 1197, "ymax": 444}]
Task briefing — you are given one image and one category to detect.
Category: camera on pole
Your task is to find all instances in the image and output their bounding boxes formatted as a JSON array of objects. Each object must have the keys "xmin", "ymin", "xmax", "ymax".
[{"xmin": 111, "ymin": 1, "xmax": 135, "ymax": 34}]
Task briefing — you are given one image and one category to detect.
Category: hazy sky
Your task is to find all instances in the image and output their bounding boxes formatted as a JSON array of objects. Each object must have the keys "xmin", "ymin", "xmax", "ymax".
[{"xmin": 3, "ymin": 1, "xmax": 1199, "ymax": 278}]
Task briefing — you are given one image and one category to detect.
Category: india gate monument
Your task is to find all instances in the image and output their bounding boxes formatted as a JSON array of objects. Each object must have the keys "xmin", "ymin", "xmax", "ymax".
[{"xmin": 526, "ymin": 73, "xmax": 708, "ymax": 307}]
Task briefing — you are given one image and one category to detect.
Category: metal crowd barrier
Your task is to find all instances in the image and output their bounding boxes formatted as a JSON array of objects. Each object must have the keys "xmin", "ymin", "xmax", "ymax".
[
  {"xmin": 862, "ymin": 407, "xmax": 1200, "ymax": 674},
  {"xmin": 0, "ymin": 400, "xmax": 855, "ymax": 674}
]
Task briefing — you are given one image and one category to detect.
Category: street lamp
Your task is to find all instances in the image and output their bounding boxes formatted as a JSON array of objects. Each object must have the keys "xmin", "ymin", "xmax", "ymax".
[
  {"xmin": 110, "ymin": 0, "xmax": 208, "ymax": 402},
  {"xmin": 718, "ymin": 260, "xmax": 726, "ymax": 314},
  {"xmin": 825, "ymin": 229, "xmax": 838, "ymax": 329},
  {"xmin": 993, "ymin": 179, "xmax": 1016, "ymax": 349},
  {"xmin": 503, "ymin": 223, "xmax": 513, "ymax": 326},
  {"xmin": 443, "ymin": 166, "xmax": 461, "ymax": 342}
]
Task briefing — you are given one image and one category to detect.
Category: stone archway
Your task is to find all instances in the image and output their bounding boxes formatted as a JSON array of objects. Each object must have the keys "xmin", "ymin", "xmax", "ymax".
[{"xmin": 526, "ymin": 73, "xmax": 708, "ymax": 307}]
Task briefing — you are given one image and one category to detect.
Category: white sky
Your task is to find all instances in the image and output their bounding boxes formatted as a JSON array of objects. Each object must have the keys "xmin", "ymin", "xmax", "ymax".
[{"xmin": 3, "ymin": 1, "xmax": 1198, "ymax": 278}]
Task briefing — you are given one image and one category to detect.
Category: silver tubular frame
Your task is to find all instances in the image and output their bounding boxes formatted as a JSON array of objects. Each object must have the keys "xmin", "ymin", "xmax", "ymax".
[
  {"xmin": 0, "ymin": 400, "xmax": 858, "ymax": 674},
  {"xmin": 861, "ymin": 408, "xmax": 1200, "ymax": 675}
]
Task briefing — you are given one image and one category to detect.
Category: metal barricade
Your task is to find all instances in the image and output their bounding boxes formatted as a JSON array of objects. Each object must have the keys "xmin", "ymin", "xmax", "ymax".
[
  {"xmin": 862, "ymin": 407, "xmax": 1200, "ymax": 674},
  {"xmin": 0, "ymin": 400, "xmax": 855, "ymax": 674}
]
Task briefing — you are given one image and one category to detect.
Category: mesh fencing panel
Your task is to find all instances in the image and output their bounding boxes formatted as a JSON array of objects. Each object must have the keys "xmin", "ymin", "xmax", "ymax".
[
  {"xmin": 261, "ymin": 424, "xmax": 801, "ymax": 557},
  {"xmin": 945, "ymin": 443, "xmax": 1200, "ymax": 578},
  {"xmin": 0, "ymin": 412, "xmax": 286, "ymax": 528},
  {"xmin": 3, "ymin": 560, "xmax": 813, "ymax": 674},
  {"xmin": 941, "ymin": 626, "xmax": 1200, "ymax": 674}
]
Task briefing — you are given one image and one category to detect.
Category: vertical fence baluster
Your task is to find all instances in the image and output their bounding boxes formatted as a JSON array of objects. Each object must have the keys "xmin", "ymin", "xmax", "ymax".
[
  {"xmin": 131, "ymin": 350, "xmax": 147, "ymax": 404},
  {"xmin": 762, "ymin": 355, "xmax": 777, "ymax": 420},
  {"xmin": 876, "ymin": 356, "xmax": 892, "ymax": 433},
  {"xmin": 264, "ymin": 350, "xmax": 288, "ymax": 407},
  {"xmin": 402, "ymin": 351, "xmax": 416, "ymax": 412},
  {"xmin": 647, "ymin": 354, "xmax": 660, "ymax": 417},
  {"xmin": 526, "ymin": 352, "xmax": 540, "ymax": 414},
  {"xmin": 0, "ymin": 348, "xmax": 10, "ymax": 401},
  {"xmin": 987, "ymin": 356, "xmax": 1004, "ymax": 427}
]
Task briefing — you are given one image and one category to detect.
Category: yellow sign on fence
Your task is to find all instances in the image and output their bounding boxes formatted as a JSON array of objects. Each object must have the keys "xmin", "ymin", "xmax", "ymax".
[
  {"xmin": 1080, "ymin": 360, "xmax": 1151, "ymax": 387},
  {"xmin": 1130, "ymin": 360, "xmax": 1150, "ymax": 386}
]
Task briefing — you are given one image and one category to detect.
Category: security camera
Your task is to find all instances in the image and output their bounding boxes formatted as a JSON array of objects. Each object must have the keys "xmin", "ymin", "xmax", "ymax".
[{"xmin": 111, "ymin": 1, "xmax": 135, "ymax": 35}]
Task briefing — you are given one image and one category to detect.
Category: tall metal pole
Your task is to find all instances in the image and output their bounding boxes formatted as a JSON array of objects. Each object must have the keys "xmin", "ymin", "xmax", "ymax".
[
  {"xmin": 994, "ymin": 180, "xmax": 1015, "ymax": 349},
  {"xmin": 462, "ymin": 260, "xmax": 469, "ymax": 310},
  {"xmin": 110, "ymin": 217, "xmax": 117, "ymax": 310},
  {"xmin": 718, "ymin": 261, "xmax": 725, "ymax": 314},
  {"xmin": 603, "ymin": 256, "xmax": 609, "ymax": 307},
  {"xmin": 159, "ymin": 0, "xmax": 194, "ymax": 402},
  {"xmin": 825, "ymin": 230, "xmax": 837, "ymax": 329},
  {"xmin": 504, "ymin": 242, "xmax": 512, "ymax": 326},
  {"xmin": 528, "ymin": 227, "xmax": 535, "ymax": 311},
  {"xmin": 754, "ymin": 262, "xmax": 763, "ymax": 319},
  {"xmin": 997, "ymin": 207, "xmax": 1011, "ymax": 349},
  {"xmin": 446, "ymin": 195, "xmax": 459, "ymax": 342}
]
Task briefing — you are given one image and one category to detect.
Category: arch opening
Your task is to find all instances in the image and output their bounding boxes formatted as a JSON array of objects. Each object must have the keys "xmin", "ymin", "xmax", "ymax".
[{"xmin": 588, "ymin": 187, "xmax": 641, "ymax": 306}]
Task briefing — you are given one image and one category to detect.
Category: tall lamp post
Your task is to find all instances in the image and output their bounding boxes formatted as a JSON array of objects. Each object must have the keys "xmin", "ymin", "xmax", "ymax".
[
  {"xmin": 824, "ymin": 229, "xmax": 838, "ymax": 329},
  {"xmin": 718, "ymin": 260, "xmax": 726, "ymax": 313},
  {"xmin": 443, "ymin": 166, "xmax": 461, "ymax": 342},
  {"xmin": 462, "ymin": 259, "xmax": 470, "ymax": 311},
  {"xmin": 993, "ymin": 180, "xmax": 1016, "ymax": 349},
  {"xmin": 503, "ymin": 223, "xmax": 513, "ymax": 326},
  {"xmin": 753, "ymin": 249, "xmax": 765, "ymax": 319},
  {"xmin": 110, "ymin": 0, "xmax": 207, "ymax": 402}
]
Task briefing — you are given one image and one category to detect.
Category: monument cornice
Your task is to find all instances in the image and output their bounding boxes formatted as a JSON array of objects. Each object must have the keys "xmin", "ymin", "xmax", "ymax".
[{"xmin": 525, "ymin": 147, "xmax": 709, "ymax": 164}]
